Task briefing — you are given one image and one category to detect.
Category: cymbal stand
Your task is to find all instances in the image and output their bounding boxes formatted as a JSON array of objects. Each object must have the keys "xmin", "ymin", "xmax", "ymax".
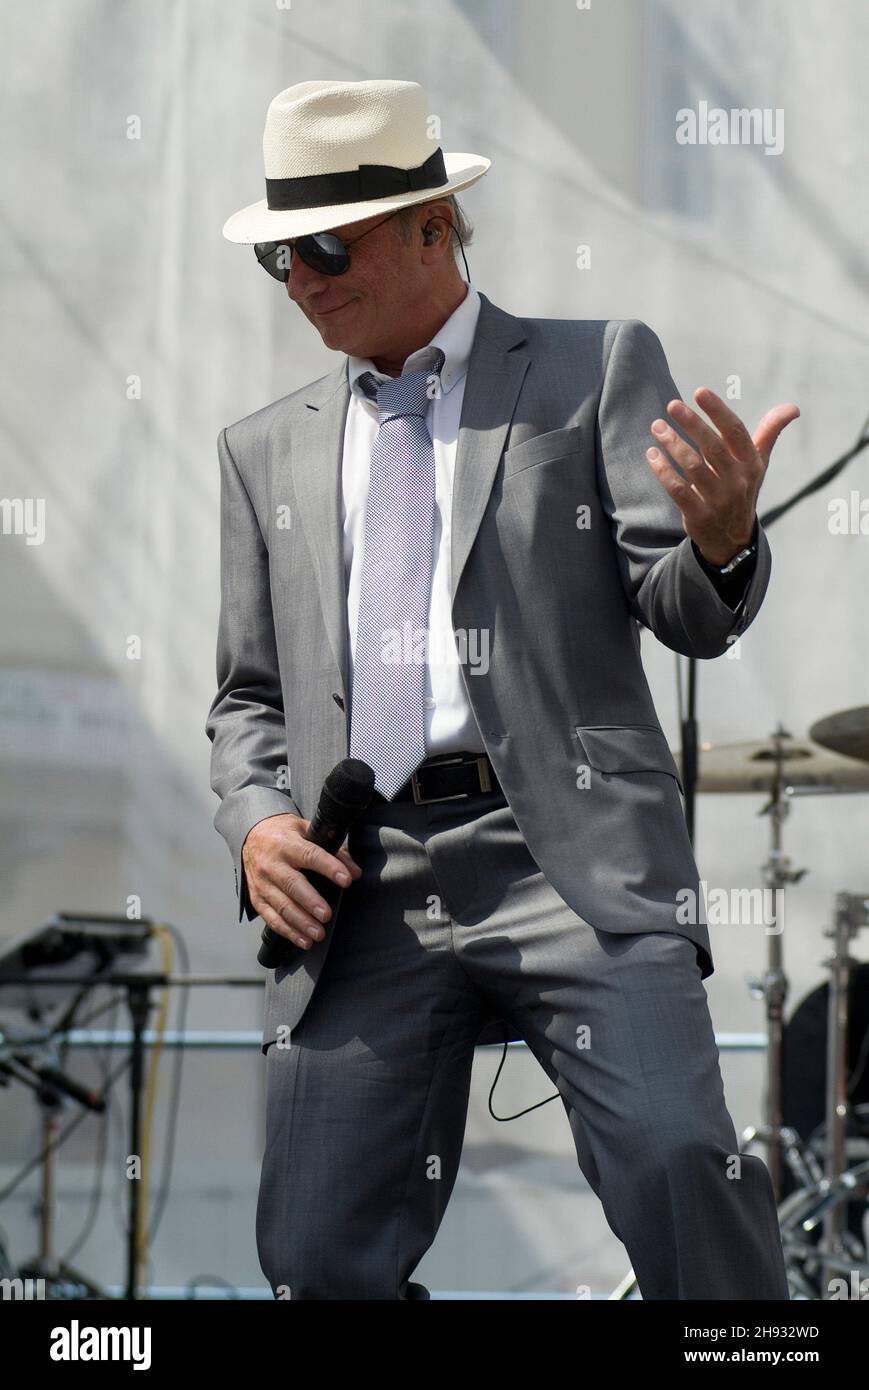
[
  {"xmin": 818, "ymin": 891, "xmax": 869, "ymax": 1293},
  {"xmin": 743, "ymin": 728, "xmax": 807, "ymax": 1200}
]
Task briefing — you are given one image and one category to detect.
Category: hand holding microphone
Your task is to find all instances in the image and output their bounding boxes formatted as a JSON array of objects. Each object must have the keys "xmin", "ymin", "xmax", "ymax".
[{"xmin": 242, "ymin": 760, "xmax": 376, "ymax": 967}]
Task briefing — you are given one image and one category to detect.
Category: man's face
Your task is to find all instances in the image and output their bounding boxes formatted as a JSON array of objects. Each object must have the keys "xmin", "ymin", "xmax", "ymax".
[{"xmin": 284, "ymin": 209, "xmax": 422, "ymax": 357}]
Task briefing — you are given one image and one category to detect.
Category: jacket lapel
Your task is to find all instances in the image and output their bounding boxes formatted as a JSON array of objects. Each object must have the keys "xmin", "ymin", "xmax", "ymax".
[
  {"xmin": 450, "ymin": 292, "xmax": 529, "ymax": 607},
  {"xmin": 288, "ymin": 363, "xmax": 351, "ymax": 699},
  {"xmin": 287, "ymin": 291, "xmax": 530, "ymax": 709}
]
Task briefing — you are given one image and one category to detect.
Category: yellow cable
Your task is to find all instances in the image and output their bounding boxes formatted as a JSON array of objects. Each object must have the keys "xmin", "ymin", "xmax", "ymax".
[{"xmin": 134, "ymin": 923, "xmax": 174, "ymax": 1295}]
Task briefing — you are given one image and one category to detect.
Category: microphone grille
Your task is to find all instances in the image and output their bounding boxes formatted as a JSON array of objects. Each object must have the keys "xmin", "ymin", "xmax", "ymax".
[{"xmin": 322, "ymin": 758, "xmax": 376, "ymax": 813}]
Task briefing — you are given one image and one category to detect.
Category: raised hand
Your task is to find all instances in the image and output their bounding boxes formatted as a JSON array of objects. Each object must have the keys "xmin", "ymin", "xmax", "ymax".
[{"xmin": 646, "ymin": 388, "xmax": 800, "ymax": 566}]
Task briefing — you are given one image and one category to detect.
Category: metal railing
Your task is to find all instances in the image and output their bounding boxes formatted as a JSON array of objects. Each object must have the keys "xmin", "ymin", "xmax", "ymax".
[{"xmin": 60, "ymin": 1029, "xmax": 768, "ymax": 1052}]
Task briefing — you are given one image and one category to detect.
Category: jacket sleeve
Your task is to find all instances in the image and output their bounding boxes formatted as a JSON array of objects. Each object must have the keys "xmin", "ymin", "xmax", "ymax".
[
  {"xmin": 595, "ymin": 318, "xmax": 771, "ymax": 658},
  {"xmin": 205, "ymin": 426, "xmax": 303, "ymax": 922}
]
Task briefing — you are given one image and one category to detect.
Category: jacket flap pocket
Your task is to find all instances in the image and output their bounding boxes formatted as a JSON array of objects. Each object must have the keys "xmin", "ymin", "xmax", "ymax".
[
  {"xmin": 575, "ymin": 724, "xmax": 683, "ymax": 790},
  {"xmin": 502, "ymin": 425, "xmax": 583, "ymax": 477}
]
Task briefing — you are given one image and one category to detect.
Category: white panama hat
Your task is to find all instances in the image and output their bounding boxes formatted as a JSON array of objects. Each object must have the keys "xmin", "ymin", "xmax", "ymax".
[{"xmin": 222, "ymin": 78, "xmax": 490, "ymax": 244}]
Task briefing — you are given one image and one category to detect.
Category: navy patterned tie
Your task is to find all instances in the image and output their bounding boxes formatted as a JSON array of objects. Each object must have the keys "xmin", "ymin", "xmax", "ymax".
[{"xmin": 349, "ymin": 351, "xmax": 445, "ymax": 798}]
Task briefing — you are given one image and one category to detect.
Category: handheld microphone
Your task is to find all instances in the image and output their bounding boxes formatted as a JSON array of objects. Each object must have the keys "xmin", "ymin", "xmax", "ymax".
[{"xmin": 256, "ymin": 758, "xmax": 376, "ymax": 969}]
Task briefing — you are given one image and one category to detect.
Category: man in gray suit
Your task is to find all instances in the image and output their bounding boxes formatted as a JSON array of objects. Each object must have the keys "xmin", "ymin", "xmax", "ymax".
[{"xmin": 207, "ymin": 80, "xmax": 799, "ymax": 1300}]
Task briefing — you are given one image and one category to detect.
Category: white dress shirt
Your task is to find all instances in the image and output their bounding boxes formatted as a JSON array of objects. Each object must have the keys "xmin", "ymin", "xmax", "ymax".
[{"xmin": 342, "ymin": 282, "xmax": 487, "ymax": 757}]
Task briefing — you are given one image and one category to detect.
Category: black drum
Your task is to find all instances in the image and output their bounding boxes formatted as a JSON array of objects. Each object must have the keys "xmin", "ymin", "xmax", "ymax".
[{"xmin": 782, "ymin": 963, "xmax": 869, "ymax": 1246}]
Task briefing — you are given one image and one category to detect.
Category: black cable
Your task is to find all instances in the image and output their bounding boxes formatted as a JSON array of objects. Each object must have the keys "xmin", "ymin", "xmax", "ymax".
[
  {"xmin": 846, "ymin": 1021, "xmax": 869, "ymax": 1097},
  {"xmin": 0, "ymin": 1054, "xmax": 131, "ymax": 1207},
  {"xmin": 422, "ymin": 214, "xmax": 471, "ymax": 285},
  {"xmin": 1, "ymin": 982, "xmax": 130, "ymax": 1250},
  {"xmin": 60, "ymin": 991, "xmax": 121, "ymax": 1263},
  {"xmin": 185, "ymin": 1274, "xmax": 241, "ymax": 1300},
  {"xmin": 487, "ymin": 1023, "xmax": 561, "ymax": 1122},
  {"xmin": 110, "ymin": 1060, "xmax": 130, "ymax": 1239},
  {"xmin": 66, "ymin": 990, "xmax": 129, "ymax": 1032}
]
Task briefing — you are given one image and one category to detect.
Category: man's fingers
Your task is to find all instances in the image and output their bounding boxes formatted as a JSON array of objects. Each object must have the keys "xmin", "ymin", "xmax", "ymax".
[
  {"xmin": 664, "ymin": 397, "xmax": 745, "ymax": 472},
  {"xmin": 276, "ymin": 868, "xmax": 335, "ymax": 923},
  {"xmin": 337, "ymin": 845, "xmax": 363, "ymax": 878},
  {"xmin": 248, "ymin": 833, "xmax": 360, "ymax": 938},
  {"xmin": 646, "ymin": 447, "xmax": 705, "ymax": 516},
  {"xmin": 287, "ymin": 836, "xmax": 353, "ymax": 887},
  {"xmin": 649, "ymin": 419, "xmax": 723, "ymax": 490},
  {"xmin": 687, "ymin": 389, "xmax": 758, "ymax": 463},
  {"xmin": 245, "ymin": 815, "xmax": 351, "ymax": 889},
  {"xmin": 259, "ymin": 896, "xmax": 320, "ymax": 950},
  {"xmin": 753, "ymin": 403, "xmax": 801, "ymax": 464},
  {"xmin": 252, "ymin": 881, "xmax": 324, "ymax": 948}
]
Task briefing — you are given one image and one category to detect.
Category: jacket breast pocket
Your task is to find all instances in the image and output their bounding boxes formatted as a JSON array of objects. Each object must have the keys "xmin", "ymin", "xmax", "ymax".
[
  {"xmin": 502, "ymin": 425, "xmax": 584, "ymax": 478},
  {"xmin": 574, "ymin": 724, "xmax": 684, "ymax": 794}
]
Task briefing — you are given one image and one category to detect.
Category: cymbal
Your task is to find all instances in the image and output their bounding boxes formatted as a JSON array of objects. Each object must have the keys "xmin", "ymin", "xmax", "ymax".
[
  {"xmin": 809, "ymin": 705, "xmax": 869, "ymax": 766},
  {"xmin": 671, "ymin": 736, "xmax": 869, "ymax": 794}
]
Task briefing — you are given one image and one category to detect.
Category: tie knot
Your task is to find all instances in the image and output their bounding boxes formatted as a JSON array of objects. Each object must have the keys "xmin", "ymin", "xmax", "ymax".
[{"xmin": 358, "ymin": 348, "xmax": 445, "ymax": 421}]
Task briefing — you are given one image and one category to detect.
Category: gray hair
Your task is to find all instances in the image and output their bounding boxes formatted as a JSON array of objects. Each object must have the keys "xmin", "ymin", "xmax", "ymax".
[{"xmin": 395, "ymin": 194, "xmax": 474, "ymax": 258}]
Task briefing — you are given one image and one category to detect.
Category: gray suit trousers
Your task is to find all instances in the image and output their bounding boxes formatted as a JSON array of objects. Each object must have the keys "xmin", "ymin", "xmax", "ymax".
[{"xmin": 256, "ymin": 787, "xmax": 789, "ymax": 1301}]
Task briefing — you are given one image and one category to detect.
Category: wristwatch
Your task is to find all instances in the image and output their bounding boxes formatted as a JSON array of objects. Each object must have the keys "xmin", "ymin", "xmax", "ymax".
[
  {"xmin": 690, "ymin": 525, "xmax": 758, "ymax": 611},
  {"xmin": 709, "ymin": 540, "xmax": 757, "ymax": 576},
  {"xmin": 694, "ymin": 521, "xmax": 758, "ymax": 578}
]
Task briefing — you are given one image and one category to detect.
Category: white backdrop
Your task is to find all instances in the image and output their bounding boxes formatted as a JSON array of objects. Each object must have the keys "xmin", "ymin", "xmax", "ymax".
[{"xmin": 1, "ymin": 0, "xmax": 867, "ymax": 1296}]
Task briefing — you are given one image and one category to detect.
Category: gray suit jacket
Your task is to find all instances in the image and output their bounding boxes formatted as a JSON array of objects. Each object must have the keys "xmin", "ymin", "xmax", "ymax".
[{"xmin": 206, "ymin": 292, "xmax": 771, "ymax": 1049}]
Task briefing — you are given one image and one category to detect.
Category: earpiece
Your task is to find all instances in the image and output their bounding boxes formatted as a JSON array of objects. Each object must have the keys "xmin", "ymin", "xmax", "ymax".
[{"xmin": 421, "ymin": 214, "xmax": 472, "ymax": 285}]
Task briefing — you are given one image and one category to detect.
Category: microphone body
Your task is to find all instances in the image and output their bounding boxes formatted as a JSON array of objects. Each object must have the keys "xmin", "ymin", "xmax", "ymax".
[
  {"xmin": 11, "ymin": 1054, "xmax": 106, "ymax": 1112},
  {"xmin": 257, "ymin": 759, "xmax": 375, "ymax": 969}
]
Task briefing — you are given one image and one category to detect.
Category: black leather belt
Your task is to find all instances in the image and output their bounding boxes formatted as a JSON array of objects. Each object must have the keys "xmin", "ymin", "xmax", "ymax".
[{"xmin": 372, "ymin": 751, "xmax": 502, "ymax": 805}]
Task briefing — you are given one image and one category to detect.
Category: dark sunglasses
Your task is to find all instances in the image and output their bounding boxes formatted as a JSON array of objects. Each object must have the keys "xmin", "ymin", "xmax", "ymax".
[{"xmin": 254, "ymin": 207, "xmax": 405, "ymax": 282}]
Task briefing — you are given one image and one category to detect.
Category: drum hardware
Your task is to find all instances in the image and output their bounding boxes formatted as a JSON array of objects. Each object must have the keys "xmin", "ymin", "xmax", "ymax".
[
  {"xmin": 750, "ymin": 728, "xmax": 807, "ymax": 1199},
  {"xmin": 675, "ymin": 730, "xmax": 869, "ymax": 796},
  {"xmin": 742, "ymin": 879, "xmax": 869, "ymax": 1297},
  {"xmin": 810, "ymin": 704, "xmax": 869, "ymax": 767},
  {"xmin": 818, "ymin": 894, "xmax": 869, "ymax": 1293},
  {"xmin": 614, "ymin": 712, "xmax": 869, "ymax": 1298},
  {"xmin": 677, "ymin": 725, "xmax": 816, "ymax": 1201},
  {"xmin": 804, "ymin": 704, "xmax": 869, "ymax": 1293},
  {"xmin": 671, "ymin": 722, "xmax": 869, "ymax": 1210},
  {"xmin": 776, "ymin": 1149, "xmax": 869, "ymax": 1299}
]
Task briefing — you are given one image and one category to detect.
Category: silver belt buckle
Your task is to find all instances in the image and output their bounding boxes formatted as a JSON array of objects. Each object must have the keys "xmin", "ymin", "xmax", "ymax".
[{"xmin": 411, "ymin": 754, "xmax": 491, "ymax": 805}]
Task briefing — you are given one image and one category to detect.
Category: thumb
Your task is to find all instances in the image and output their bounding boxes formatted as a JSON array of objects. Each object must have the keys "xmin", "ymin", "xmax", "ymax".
[{"xmin": 753, "ymin": 402, "xmax": 800, "ymax": 465}]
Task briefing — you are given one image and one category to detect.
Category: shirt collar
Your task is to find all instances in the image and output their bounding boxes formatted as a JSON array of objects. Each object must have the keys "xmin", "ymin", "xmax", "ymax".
[{"xmin": 347, "ymin": 283, "xmax": 481, "ymax": 402}]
